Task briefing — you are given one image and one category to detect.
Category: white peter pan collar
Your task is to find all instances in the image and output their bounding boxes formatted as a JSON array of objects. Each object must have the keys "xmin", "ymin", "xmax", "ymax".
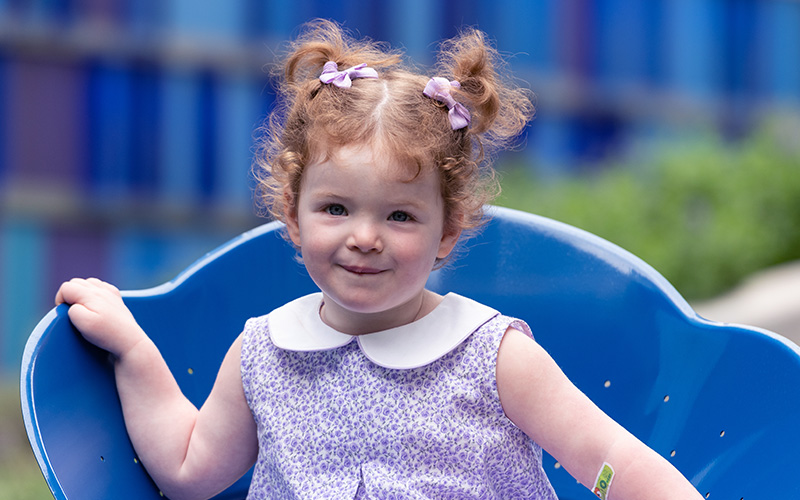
[{"xmin": 268, "ymin": 292, "xmax": 499, "ymax": 369}]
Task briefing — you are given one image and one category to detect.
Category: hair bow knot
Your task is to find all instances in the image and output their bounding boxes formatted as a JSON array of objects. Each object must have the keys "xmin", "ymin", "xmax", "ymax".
[
  {"xmin": 319, "ymin": 61, "xmax": 378, "ymax": 88},
  {"xmin": 423, "ymin": 77, "xmax": 471, "ymax": 130}
]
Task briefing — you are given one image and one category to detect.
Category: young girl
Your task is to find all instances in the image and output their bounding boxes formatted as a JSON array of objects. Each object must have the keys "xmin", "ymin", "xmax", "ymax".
[{"xmin": 56, "ymin": 20, "xmax": 703, "ymax": 500}]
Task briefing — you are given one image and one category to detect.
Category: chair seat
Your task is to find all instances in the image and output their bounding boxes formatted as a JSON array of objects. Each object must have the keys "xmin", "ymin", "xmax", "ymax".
[{"xmin": 21, "ymin": 206, "xmax": 800, "ymax": 499}]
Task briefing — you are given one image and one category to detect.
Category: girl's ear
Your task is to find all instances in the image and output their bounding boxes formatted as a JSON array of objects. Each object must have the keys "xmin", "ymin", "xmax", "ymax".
[
  {"xmin": 437, "ymin": 229, "xmax": 461, "ymax": 260},
  {"xmin": 436, "ymin": 214, "xmax": 464, "ymax": 260},
  {"xmin": 283, "ymin": 192, "xmax": 302, "ymax": 247}
]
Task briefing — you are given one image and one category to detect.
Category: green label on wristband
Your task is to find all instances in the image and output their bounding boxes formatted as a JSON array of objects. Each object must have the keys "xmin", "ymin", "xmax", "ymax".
[{"xmin": 593, "ymin": 462, "xmax": 615, "ymax": 499}]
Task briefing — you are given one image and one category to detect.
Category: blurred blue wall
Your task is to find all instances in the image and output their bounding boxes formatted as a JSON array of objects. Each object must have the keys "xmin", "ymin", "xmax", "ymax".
[{"xmin": 2, "ymin": 0, "xmax": 799, "ymax": 377}]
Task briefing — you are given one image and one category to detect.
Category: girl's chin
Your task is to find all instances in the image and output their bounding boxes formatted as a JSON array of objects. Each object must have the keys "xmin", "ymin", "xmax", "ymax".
[
  {"xmin": 321, "ymin": 291, "xmax": 424, "ymax": 322},
  {"xmin": 324, "ymin": 296, "xmax": 397, "ymax": 316}
]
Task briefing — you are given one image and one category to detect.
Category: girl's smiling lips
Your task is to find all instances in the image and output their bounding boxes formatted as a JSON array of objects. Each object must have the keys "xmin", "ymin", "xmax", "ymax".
[{"xmin": 340, "ymin": 264, "xmax": 384, "ymax": 275}]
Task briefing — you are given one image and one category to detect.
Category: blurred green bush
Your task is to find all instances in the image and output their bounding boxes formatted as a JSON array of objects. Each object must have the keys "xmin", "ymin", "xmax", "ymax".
[{"xmin": 498, "ymin": 118, "xmax": 800, "ymax": 300}]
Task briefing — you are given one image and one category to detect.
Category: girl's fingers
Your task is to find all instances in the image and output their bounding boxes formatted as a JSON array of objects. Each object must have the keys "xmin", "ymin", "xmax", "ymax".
[
  {"xmin": 86, "ymin": 277, "xmax": 120, "ymax": 294},
  {"xmin": 55, "ymin": 279, "xmax": 83, "ymax": 306},
  {"xmin": 53, "ymin": 277, "xmax": 142, "ymax": 357},
  {"xmin": 55, "ymin": 278, "xmax": 118, "ymax": 306},
  {"xmin": 65, "ymin": 303, "xmax": 97, "ymax": 330}
]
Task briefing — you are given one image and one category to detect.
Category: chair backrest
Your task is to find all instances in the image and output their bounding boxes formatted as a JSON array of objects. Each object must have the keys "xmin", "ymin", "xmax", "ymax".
[{"xmin": 21, "ymin": 206, "xmax": 800, "ymax": 499}]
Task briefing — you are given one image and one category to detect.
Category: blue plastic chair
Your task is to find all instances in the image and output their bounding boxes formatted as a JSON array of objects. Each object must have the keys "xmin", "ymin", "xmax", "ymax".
[{"xmin": 21, "ymin": 206, "xmax": 800, "ymax": 499}]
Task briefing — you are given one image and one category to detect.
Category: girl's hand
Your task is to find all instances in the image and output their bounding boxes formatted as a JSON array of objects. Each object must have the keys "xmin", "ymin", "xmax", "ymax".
[
  {"xmin": 55, "ymin": 278, "xmax": 259, "ymax": 498},
  {"xmin": 55, "ymin": 278, "xmax": 146, "ymax": 358}
]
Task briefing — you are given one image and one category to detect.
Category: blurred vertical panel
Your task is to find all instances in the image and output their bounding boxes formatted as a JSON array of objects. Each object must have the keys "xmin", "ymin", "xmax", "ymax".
[
  {"xmin": 216, "ymin": 74, "xmax": 261, "ymax": 213},
  {"xmin": 440, "ymin": 0, "xmax": 470, "ymax": 39},
  {"xmin": 719, "ymin": 0, "xmax": 759, "ymax": 137},
  {"xmin": 529, "ymin": 0, "xmax": 558, "ymax": 72},
  {"xmin": 721, "ymin": 0, "xmax": 757, "ymax": 97},
  {"xmin": 124, "ymin": 0, "xmax": 163, "ymax": 34},
  {"xmin": 129, "ymin": 64, "xmax": 161, "ymax": 195},
  {"xmin": 0, "ymin": 55, "xmax": 5, "ymax": 183},
  {"xmin": 26, "ymin": 0, "xmax": 73, "ymax": 23},
  {"xmin": 340, "ymin": 0, "xmax": 381, "ymax": 35},
  {"xmin": 167, "ymin": 0, "xmax": 244, "ymax": 40},
  {"xmin": 759, "ymin": 1, "xmax": 800, "ymax": 102},
  {"xmin": 254, "ymin": 0, "xmax": 312, "ymax": 41},
  {"xmin": 198, "ymin": 71, "xmax": 217, "ymax": 200},
  {"xmin": 487, "ymin": 0, "xmax": 556, "ymax": 71},
  {"xmin": 159, "ymin": 68, "xmax": 201, "ymax": 205},
  {"xmin": 87, "ymin": 61, "xmax": 134, "ymax": 199},
  {"xmin": 641, "ymin": 0, "xmax": 664, "ymax": 86},
  {"xmin": 47, "ymin": 223, "xmax": 110, "ymax": 290},
  {"xmin": 559, "ymin": 0, "xmax": 594, "ymax": 80},
  {"xmin": 484, "ymin": 0, "xmax": 557, "ymax": 169},
  {"xmin": 0, "ymin": 219, "xmax": 46, "ymax": 376},
  {"xmin": 663, "ymin": 0, "xmax": 722, "ymax": 98},
  {"xmin": 594, "ymin": 0, "xmax": 650, "ymax": 87},
  {"xmin": 77, "ymin": 0, "xmax": 123, "ymax": 24},
  {"xmin": 385, "ymin": 0, "xmax": 439, "ymax": 62},
  {"xmin": 308, "ymin": 0, "xmax": 351, "ymax": 28},
  {"xmin": 4, "ymin": 58, "xmax": 88, "ymax": 190}
]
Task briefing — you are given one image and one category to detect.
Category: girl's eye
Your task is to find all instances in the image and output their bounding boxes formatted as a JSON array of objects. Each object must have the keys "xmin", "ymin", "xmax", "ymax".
[
  {"xmin": 326, "ymin": 204, "xmax": 347, "ymax": 216},
  {"xmin": 389, "ymin": 211, "xmax": 411, "ymax": 222}
]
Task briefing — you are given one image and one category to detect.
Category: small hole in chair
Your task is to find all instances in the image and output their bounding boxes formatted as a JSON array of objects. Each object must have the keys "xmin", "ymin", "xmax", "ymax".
[
  {"xmin": 670, "ymin": 450, "xmax": 676, "ymax": 458},
  {"xmin": 720, "ymin": 430, "xmax": 725, "ymax": 437},
  {"xmin": 554, "ymin": 462, "xmax": 561, "ymax": 469},
  {"xmin": 100, "ymin": 456, "xmax": 105, "ymax": 462},
  {"xmin": 134, "ymin": 457, "xmax": 139, "ymax": 464},
  {"xmin": 663, "ymin": 395, "xmax": 670, "ymax": 402},
  {"xmin": 603, "ymin": 380, "xmax": 611, "ymax": 388},
  {"xmin": 705, "ymin": 493, "xmax": 710, "ymax": 498},
  {"xmin": 188, "ymin": 368, "xmax": 194, "ymax": 375}
]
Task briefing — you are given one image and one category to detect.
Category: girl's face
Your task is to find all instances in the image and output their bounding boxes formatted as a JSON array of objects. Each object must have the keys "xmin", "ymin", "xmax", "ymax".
[{"xmin": 285, "ymin": 143, "xmax": 459, "ymax": 334}]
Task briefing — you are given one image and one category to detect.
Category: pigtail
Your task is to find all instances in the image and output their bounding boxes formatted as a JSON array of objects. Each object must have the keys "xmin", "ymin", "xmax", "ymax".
[
  {"xmin": 435, "ymin": 28, "xmax": 535, "ymax": 148},
  {"xmin": 279, "ymin": 19, "xmax": 402, "ymax": 94},
  {"xmin": 423, "ymin": 29, "xmax": 534, "ymax": 252}
]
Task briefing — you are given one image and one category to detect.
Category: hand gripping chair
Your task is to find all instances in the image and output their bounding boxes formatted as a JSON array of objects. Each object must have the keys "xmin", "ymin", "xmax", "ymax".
[{"xmin": 21, "ymin": 206, "xmax": 800, "ymax": 499}]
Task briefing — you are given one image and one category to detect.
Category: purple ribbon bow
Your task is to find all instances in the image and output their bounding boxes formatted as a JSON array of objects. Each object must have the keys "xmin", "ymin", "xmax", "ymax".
[
  {"xmin": 319, "ymin": 61, "xmax": 379, "ymax": 88},
  {"xmin": 423, "ymin": 77, "xmax": 471, "ymax": 130}
]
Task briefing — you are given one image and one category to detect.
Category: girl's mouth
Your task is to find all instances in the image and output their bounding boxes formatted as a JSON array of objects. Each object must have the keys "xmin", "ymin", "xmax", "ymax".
[{"xmin": 340, "ymin": 265, "xmax": 384, "ymax": 275}]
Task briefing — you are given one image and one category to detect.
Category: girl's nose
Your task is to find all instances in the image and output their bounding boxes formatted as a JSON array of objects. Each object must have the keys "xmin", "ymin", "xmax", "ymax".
[{"xmin": 346, "ymin": 219, "xmax": 383, "ymax": 253}]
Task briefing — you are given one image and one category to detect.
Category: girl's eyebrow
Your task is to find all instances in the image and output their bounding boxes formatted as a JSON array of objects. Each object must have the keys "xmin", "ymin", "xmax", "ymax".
[
  {"xmin": 306, "ymin": 189, "xmax": 347, "ymax": 200},
  {"xmin": 388, "ymin": 198, "xmax": 427, "ymax": 210}
]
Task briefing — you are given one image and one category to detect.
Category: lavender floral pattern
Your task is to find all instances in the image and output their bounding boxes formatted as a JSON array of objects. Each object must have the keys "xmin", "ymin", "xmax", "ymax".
[{"xmin": 241, "ymin": 313, "xmax": 558, "ymax": 499}]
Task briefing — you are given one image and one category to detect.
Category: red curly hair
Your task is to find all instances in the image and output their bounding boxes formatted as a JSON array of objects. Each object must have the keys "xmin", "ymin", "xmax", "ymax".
[{"xmin": 253, "ymin": 19, "xmax": 534, "ymax": 252}]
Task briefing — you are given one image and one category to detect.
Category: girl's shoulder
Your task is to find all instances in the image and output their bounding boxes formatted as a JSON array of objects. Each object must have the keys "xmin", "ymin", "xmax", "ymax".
[
  {"xmin": 241, "ymin": 314, "xmax": 271, "ymax": 348},
  {"xmin": 464, "ymin": 312, "xmax": 536, "ymax": 373}
]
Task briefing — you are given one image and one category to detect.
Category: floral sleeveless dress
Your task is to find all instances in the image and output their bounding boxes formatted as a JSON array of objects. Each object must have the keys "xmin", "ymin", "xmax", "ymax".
[{"xmin": 240, "ymin": 292, "xmax": 558, "ymax": 499}]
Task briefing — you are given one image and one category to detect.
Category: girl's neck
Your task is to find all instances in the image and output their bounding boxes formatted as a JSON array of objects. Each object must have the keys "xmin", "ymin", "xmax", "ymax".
[{"xmin": 320, "ymin": 289, "xmax": 443, "ymax": 335}]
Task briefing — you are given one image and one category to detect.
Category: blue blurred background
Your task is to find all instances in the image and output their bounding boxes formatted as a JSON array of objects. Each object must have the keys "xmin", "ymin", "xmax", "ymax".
[
  {"xmin": 2, "ymin": 1, "xmax": 800, "ymax": 496},
  {"xmin": 2, "ymin": 0, "xmax": 800, "ymax": 382}
]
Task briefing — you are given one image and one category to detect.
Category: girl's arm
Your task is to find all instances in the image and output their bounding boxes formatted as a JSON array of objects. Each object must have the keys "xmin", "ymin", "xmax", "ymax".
[
  {"xmin": 56, "ymin": 278, "xmax": 258, "ymax": 500},
  {"xmin": 496, "ymin": 327, "xmax": 703, "ymax": 500}
]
